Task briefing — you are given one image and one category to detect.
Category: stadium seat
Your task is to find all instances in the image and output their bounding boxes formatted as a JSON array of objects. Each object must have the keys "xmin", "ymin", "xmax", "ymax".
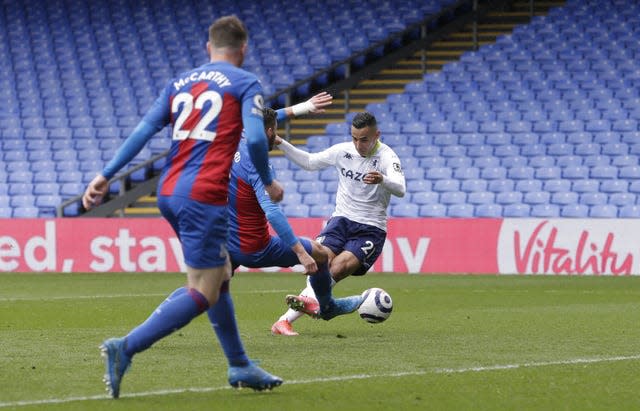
[
  {"xmin": 283, "ymin": 204, "xmax": 310, "ymax": 218},
  {"xmin": 475, "ymin": 203, "xmax": 503, "ymax": 217},
  {"xmin": 581, "ymin": 192, "xmax": 608, "ymax": 206},
  {"xmin": 515, "ymin": 179, "xmax": 542, "ymax": 193},
  {"xmin": 609, "ymin": 193, "xmax": 636, "ymax": 206},
  {"xmin": 496, "ymin": 191, "xmax": 523, "ymax": 205},
  {"xmin": 460, "ymin": 179, "xmax": 488, "ymax": 193},
  {"xmin": 600, "ymin": 180, "xmax": 628, "ymax": 193},
  {"xmin": 391, "ymin": 203, "xmax": 419, "ymax": 217},
  {"xmin": 531, "ymin": 204, "xmax": 560, "ymax": 217},
  {"xmin": 590, "ymin": 166, "xmax": 618, "ymax": 179},
  {"xmin": 561, "ymin": 204, "xmax": 589, "ymax": 218},
  {"xmin": 589, "ymin": 204, "xmax": 618, "ymax": 218},
  {"xmin": 447, "ymin": 204, "xmax": 474, "ymax": 217},
  {"xmin": 467, "ymin": 191, "xmax": 495, "ymax": 205},
  {"xmin": 440, "ymin": 191, "xmax": 466, "ymax": 205},
  {"xmin": 309, "ymin": 204, "xmax": 335, "ymax": 217},
  {"xmin": 417, "ymin": 202, "xmax": 445, "ymax": 217},
  {"xmin": 503, "ymin": 203, "xmax": 531, "ymax": 217},
  {"xmin": 487, "ymin": 179, "xmax": 514, "ymax": 193},
  {"xmin": 412, "ymin": 191, "xmax": 439, "ymax": 205},
  {"xmin": 432, "ymin": 179, "xmax": 460, "ymax": 192},
  {"xmin": 502, "ymin": 156, "xmax": 527, "ymax": 168},
  {"xmin": 619, "ymin": 205, "xmax": 640, "ymax": 218},
  {"xmin": 302, "ymin": 192, "xmax": 330, "ymax": 206}
]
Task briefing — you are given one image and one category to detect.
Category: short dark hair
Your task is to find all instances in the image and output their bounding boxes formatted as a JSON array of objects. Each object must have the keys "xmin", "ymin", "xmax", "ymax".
[
  {"xmin": 208, "ymin": 15, "xmax": 248, "ymax": 49},
  {"xmin": 262, "ymin": 107, "xmax": 277, "ymax": 130},
  {"xmin": 352, "ymin": 112, "xmax": 377, "ymax": 129}
]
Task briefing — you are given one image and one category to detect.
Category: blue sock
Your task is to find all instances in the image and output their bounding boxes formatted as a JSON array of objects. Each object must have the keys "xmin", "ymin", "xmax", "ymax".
[
  {"xmin": 124, "ymin": 288, "xmax": 209, "ymax": 356},
  {"xmin": 309, "ymin": 262, "xmax": 335, "ymax": 310},
  {"xmin": 207, "ymin": 281, "xmax": 250, "ymax": 367}
]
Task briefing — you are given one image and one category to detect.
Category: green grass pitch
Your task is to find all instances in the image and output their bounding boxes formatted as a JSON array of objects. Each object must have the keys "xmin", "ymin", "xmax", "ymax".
[{"xmin": 1, "ymin": 272, "xmax": 639, "ymax": 410}]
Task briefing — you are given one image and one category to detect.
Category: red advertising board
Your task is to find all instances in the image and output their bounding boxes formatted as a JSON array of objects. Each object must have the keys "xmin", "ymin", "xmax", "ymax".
[{"xmin": 1, "ymin": 218, "xmax": 638, "ymax": 275}]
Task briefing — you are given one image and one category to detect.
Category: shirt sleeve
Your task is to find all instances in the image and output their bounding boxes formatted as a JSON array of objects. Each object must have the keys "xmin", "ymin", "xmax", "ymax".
[
  {"xmin": 278, "ymin": 139, "xmax": 337, "ymax": 171},
  {"xmin": 380, "ymin": 150, "xmax": 406, "ymax": 197},
  {"xmin": 242, "ymin": 85, "xmax": 272, "ymax": 186},
  {"xmin": 101, "ymin": 86, "xmax": 171, "ymax": 179},
  {"xmin": 249, "ymin": 165, "xmax": 298, "ymax": 248}
]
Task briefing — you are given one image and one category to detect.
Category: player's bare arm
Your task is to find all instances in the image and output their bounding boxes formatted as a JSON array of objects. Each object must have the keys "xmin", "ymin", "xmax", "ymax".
[{"xmin": 82, "ymin": 174, "xmax": 109, "ymax": 209}]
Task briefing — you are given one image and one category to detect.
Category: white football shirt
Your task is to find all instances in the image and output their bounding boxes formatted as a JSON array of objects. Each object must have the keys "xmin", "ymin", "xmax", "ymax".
[{"xmin": 279, "ymin": 140, "xmax": 406, "ymax": 231}]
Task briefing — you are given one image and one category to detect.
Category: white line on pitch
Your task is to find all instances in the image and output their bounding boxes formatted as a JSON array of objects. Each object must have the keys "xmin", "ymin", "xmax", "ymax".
[
  {"xmin": 1, "ymin": 354, "xmax": 639, "ymax": 408},
  {"xmin": 0, "ymin": 289, "xmax": 294, "ymax": 302}
]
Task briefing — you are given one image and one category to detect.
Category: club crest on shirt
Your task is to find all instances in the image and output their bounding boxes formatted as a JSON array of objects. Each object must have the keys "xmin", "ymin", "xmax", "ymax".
[{"xmin": 393, "ymin": 162, "xmax": 402, "ymax": 173}]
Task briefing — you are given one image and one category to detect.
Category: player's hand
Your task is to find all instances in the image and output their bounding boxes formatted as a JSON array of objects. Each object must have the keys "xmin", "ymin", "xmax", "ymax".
[
  {"xmin": 82, "ymin": 174, "xmax": 109, "ymax": 210},
  {"xmin": 307, "ymin": 92, "xmax": 333, "ymax": 113},
  {"xmin": 363, "ymin": 171, "xmax": 384, "ymax": 185},
  {"xmin": 298, "ymin": 252, "xmax": 318, "ymax": 275},
  {"xmin": 274, "ymin": 134, "xmax": 283, "ymax": 146},
  {"xmin": 265, "ymin": 179, "xmax": 284, "ymax": 203}
]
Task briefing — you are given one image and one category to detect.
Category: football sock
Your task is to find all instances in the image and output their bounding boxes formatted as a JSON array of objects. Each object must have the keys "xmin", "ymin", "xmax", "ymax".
[
  {"xmin": 124, "ymin": 287, "xmax": 209, "ymax": 356},
  {"xmin": 207, "ymin": 281, "xmax": 250, "ymax": 367},
  {"xmin": 281, "ymin": 309, "xmax": 304, "ymax": 324},
  {"xmin": 309, "ymin": 262, "xmax": 334, "ymax": 310}
]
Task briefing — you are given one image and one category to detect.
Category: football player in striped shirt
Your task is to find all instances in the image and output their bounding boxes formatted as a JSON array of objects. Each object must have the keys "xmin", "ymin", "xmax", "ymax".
[{"xmin": 82, "ymin": 15, "xmax": 284, "ymax": 397}]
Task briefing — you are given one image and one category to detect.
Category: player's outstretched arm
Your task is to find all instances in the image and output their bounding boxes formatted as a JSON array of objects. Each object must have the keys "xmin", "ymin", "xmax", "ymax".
[{"xmin": 277, "ymin": 92, "xmax": 333, "ymax": 121}]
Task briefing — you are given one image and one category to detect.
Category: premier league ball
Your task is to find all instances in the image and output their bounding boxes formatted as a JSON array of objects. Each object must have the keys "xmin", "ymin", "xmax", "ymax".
[{"xmin": 358, "ymin": 288, "xmax": 393, "ymax": 323}]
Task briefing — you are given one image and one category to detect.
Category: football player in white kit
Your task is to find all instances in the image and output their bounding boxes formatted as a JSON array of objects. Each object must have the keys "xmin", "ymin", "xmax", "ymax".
[{"xmin": 271, "ymin": 111, "xmax": 406, "ymax": 335}]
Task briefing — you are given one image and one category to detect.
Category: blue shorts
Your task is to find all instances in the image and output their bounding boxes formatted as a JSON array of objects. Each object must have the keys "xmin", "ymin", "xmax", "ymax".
[
  {"xmin": 158, "ymin": 194, "xmax": 228, "ymax": 269},
  {"xmin": 230, "ymin": 236, "xmax": 313, "ymax": 270},
  {"xmin": 316, "ymin": 216, "xmax": 386, "ymax": 276}
]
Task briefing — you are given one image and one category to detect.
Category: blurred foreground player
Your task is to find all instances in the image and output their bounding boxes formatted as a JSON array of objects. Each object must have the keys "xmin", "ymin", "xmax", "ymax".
[
  {"xmin": 272, "ymin": 112, "xmax": 406, "ymax": 335},
  {"xmin": 82, "ymin": 16, "xmax": 284, "ymax": 397}
]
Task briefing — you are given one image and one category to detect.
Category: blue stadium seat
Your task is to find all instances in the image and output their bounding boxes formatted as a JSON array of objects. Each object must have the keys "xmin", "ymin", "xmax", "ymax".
[
  {"xmin": 460, "ymin": 179, "xmax": 488, "ymax": 193},
  {"xmin": 303, "ymin": 192, "xmax": 330, "ymax": 206},
  {"xmin": 475, "ymin": 203, "xmax": 503, "ymax": 217},
  {"xmin": 501, "ymin": 156, "xmax": 527, "ymax": 168},
  {"xmin": 481, "ymin": 166, "xmax": 507, "ymax": 180},
  {"xmin": 447, "ymin": 204, "xmax": 474, "ymax": 217},
  {"xmin": 551, "ymin": 191, "xmax": 579, "ymax": 205},
  {"xmin": 531, "ymin": 204, "xmax": 560, "ymax": 217},
  {"xmin": 561, "ymin": 204, "xmax": 589, "ymax": 218},
  {"xmin": 590, "ymin": 165, "xmax": 618, "ymax": 179},
  {"xmin": 583, "ymin": 155, "xmax": 611, "ymax": 167},
  {"xmin": 425, "ymin": 167, "xmax": 452, "ymax": 180},
  {"xmin": 467, "ymin": 191, "xmax": 494, "ymax": 205},
  {"xmin": 619, "ymin": 166, "xmax": 640, "ymax": 179},
  {"xmin": 556, "ymin": 155, "xmax": 583, "ymax": 167},
  {"xmin": 298, "ymin": 180, "xmax": 325, "ymax": 194},
  {"xmin": 391, "ymin": 203, "xmax": 419, "ymax": 217},
  {"xmin": 515, "ymin": 179, "xmax": 542, "ymax": 192},
  {"xmin": 433, "ymin": 179, "xmax": 460, "ymax": 193},
  {"xmin": 309, "ymin": 204, "xmax": 335, "ymax": 217},
  {"xmin": 600, "ymin": 180, "xmax": 628, "ymax": 193},
  {"xmin": 609, "ymin": 192, "xmax": 636, "ymax": 206},
  {"xmin": 419, "ymin": 204, "xmax": 447, "ymax": 217},
  {"xmin": 453, "ymin": 167, "xmax": 479, "ymax": 180},
  {"xmin": 496, "ymin": 191, "xmax": 523, "ymax": 205},
  {"xmin": 283, "ymin": 204, "xmax": 310, "ymax": 218},
  {"xmin": 523, "ymin": 191, "xmax": 550, "ymax": 205},
  {"xmin": 446, "ymin": 156, "xmax": 473, "ymax": 169},
  {"xmin": 487, "ymin": 179, "xmax": 514, "ymax": 193},
  {"xmin": 508, "ymin": 166, "xmax": 534, "ymax": 180},
  {"xmin": 528, "ymin": 155, "xmax": 555, "ymax": 168},
  {"xmin": 589, "ymin": 204, "xmax": 618, "ymax": 218},
  {"xmin": 619, "ymin": 205, "xmax": 640, "ymax": 218},
  {"xmin": 581, "ymin": 192, "xmax": 608, "ymax": 206},
  {"xmin": 440, "ymin": 191, "xmax": 466, "ymax": 205},
  {"xmin": 611, "ymin": 155, "xmax": 638, "ymax": 167},
  {"xmin": 503, "ymin": 203, "xmax": 531, "ymax": 217},
  {"xmin": 412, "ymin": 191, "xmax": 439, "ymax": 205}
]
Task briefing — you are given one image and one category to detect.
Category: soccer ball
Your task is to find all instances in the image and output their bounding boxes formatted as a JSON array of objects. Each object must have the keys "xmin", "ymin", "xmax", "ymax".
[{"xmin": 357, "ymin": 288, "xmax": 393, "ymax": 323}]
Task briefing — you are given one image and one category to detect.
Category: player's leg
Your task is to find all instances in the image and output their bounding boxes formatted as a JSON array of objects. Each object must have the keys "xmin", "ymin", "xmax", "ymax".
[{"xmin": 271, "ymin": 239, "xmax": 328, "ymax": 334}]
